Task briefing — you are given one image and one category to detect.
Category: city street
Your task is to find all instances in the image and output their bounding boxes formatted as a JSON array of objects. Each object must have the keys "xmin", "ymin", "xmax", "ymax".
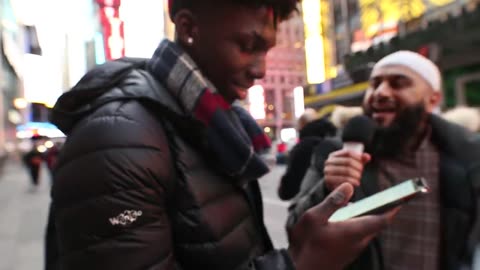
[
  {"xmin": 0, "ymin": 159, "xmax": 290, "ymax": 269},
  {"xmin": 0, "ymin": 158, "xmax": 51, "ymax": 270},
  {"xmin": 259, "ymin": 165, "xmax": 290, "ymax": 248}
]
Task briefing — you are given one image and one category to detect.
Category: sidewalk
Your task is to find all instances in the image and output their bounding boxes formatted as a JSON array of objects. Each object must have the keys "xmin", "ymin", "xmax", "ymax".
[
  {"xmin": 0, "ymin": 159, "xmax": 289, "ymax": 269},
  {"xmin": 0, "ymin": 159, "xmax": 51, "ymax": 270}
]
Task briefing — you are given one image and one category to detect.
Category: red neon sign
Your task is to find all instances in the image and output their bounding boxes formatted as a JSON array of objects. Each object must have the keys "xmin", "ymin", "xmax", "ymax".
[{"xmin": 97, "ymin": 0, "xmax": 125, "ymax": 60}]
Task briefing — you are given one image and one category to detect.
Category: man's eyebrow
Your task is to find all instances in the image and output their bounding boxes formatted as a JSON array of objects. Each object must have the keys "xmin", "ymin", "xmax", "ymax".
[
  {"xmin": 235, "ymin": 31, "xmax": 257, "ymax": 42},
  {"xmin": 370, "ymin": 74, "xmax": 411, "ymax": 80},
  {"xmin": 252, "ymin": 30, "xmax": 275, "ymax": 48},
  {"xmin": 390, "ymin": 74, "xmax": 411, "ymax": 79},
  {"xmin": 234, "ymin": 30, "xmax": 274, "ymax": 50}
]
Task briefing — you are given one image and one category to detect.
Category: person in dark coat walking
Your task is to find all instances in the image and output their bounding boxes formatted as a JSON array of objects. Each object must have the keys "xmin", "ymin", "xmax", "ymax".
[
  {"xmin": 22, "ymin": 134, "xmax": 44, "ymax": 189},
  {"xmin": 278, "ymin": 113, "xmax": 337, "ymax": 200}
]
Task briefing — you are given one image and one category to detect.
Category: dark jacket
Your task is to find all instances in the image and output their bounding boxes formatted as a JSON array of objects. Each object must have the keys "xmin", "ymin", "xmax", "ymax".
[
  {"xmin": 46, "ymin": 59, "xmax": 294, "ymax": 270},
  {"xmin": 287, "ymin": 115, "xmax": 480, "ymax": 270},
  {"xmin": 278, "ymin": 119, "xmax": 336, "ymax": 200}
]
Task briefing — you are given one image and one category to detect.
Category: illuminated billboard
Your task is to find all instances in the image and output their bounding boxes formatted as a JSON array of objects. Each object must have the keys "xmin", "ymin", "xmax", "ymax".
[
  {"xmin": 97, "ymin": 0, "xmax": 125, "ymax": 60},
  {"xmin": 248, "ymin": 85, "xmax": 266, "ymax": 120},
  {"xmin": 302, "ymin": 0, "xmax": 337, "ymax": 84},
  {"xmin": 23, "ymin": 54, "xmax": 63, "ymax": 107},
  {"xmin": 354, "ymin": 0, "xmax": 456, "ymax": 51},
  {"xmin": 293, "ymin": 86, "xmax": 305, "ymax": 119},
  {"xmin": 120, "ymin": 0, "xmax": 166, "ymax": 57},
  {"xmin": 302, "ymin": 0, "xmax": 324, "ymax": 84}
]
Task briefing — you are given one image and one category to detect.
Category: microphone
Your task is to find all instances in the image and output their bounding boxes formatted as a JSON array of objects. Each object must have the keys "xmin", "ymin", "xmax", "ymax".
[
  {"xmin": 313, "ymin": 138, "xmax": 342, "ymax": 169},
  {"xmin": 341, "ymin": 115, "xmax": 376, "ymax": 154}
]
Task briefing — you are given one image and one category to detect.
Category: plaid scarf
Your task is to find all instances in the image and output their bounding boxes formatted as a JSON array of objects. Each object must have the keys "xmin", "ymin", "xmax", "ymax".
[{"xmin": 148, "ymin": 39, "xmax": 271, "ymax": 181}]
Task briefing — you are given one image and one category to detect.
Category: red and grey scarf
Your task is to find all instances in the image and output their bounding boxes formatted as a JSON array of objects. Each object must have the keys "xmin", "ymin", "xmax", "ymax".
[{"xmin": 148, "ymin": 40, "xmax": 271, "ymax": 181}]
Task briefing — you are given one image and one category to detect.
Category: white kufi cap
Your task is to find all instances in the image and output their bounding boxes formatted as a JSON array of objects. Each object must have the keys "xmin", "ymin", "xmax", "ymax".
[{"xmin": 373, "ymin": 51, "xmax": 442, "ymax": 92}]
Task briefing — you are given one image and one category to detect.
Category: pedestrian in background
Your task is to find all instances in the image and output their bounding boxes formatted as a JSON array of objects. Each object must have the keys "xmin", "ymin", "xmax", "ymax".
[
  {"xmin": 329, "ymin": 105, "xmax": 363, "ymax": 134},
  {"xmin": 442, "ymin": 106, "xmax": 480, "ymax": 133},
  {"xmin": 22, "ymin": 134, "xmax": 44, "ymax": 190},
  {"xmin": 44, "ymin": 141, "xmax": 61, "ymax": 183},
  {"xmin": 278, "ymin": 109, "xmax": 337, "ymax": 200}
]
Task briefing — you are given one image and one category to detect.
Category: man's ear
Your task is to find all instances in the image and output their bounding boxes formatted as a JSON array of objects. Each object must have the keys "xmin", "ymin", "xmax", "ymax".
[
  {"xmin": 427, "ymin": 91, "xmax": 443, "ymax": 113},
  {"xmin": 172, "ymin": 9, "xmax": 199, "ymax": 46}
]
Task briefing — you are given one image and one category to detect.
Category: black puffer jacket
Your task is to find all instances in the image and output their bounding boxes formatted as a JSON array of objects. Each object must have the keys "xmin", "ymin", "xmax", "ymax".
[{"xmin": 46, "ymin": 59, "xmax": 294, "ymax": 270}]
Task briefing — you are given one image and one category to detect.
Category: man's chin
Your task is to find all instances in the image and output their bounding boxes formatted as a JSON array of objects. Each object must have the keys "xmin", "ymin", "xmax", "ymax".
[
  {"xmin": 369, "ymin": 103, "xmax": 428, "ymax": 157},
  {"xmin": 236, "ymin": 89, "xmax": 248, "ymax": 100}
]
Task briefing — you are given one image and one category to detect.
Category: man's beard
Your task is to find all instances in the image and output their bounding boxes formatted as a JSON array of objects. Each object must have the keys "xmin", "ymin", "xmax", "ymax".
[{"xmin": 365, "ymin": 103, "xmax": 429, "ymax": 158}]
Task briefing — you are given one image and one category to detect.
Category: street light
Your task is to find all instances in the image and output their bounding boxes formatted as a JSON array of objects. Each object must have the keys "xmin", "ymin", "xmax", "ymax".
[
  {"xmin": 293, "ymin": 86, "xmax": 305, "ymax": 119},
  {"xmin": 13, "ymin": 98, "xmax": 28, "ymax": 109}
]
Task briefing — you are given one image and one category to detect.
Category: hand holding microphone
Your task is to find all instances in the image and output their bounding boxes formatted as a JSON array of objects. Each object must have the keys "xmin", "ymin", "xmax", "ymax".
[{"xmin": 324, "ymin": 116, "xmax": 376, "ymax": 191}]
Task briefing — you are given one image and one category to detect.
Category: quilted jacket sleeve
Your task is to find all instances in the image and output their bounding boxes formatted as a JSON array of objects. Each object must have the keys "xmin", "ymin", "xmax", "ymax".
[
  {"xmin": 49, "ymin": 100, "xmax": 179, "ymax": 270},
  {"xmin": 246, "ymin": 249, "xmax": 296, "ymax": 270}
]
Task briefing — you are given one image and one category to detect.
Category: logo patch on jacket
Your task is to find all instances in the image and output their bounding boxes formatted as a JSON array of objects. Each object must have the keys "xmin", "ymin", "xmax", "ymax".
[{"xmin": 109, "ymin": 210, "xmax": 143, "ymax": 226}]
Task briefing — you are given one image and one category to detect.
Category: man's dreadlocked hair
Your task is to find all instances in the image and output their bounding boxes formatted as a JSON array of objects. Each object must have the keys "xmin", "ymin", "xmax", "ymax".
[{"xmin": 168, "ymin": 0, "xmax": 300, "ymax": 23}]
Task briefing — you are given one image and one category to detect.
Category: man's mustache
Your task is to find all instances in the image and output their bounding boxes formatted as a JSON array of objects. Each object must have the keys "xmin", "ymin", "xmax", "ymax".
[{"xmin": 370, "ymin": 97, "xmax": 396, "ymax": 107}]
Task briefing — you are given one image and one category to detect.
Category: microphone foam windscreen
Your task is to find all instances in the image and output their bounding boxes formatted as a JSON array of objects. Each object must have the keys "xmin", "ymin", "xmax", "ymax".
[
  {"xmin": 313, "ymin": 139, "xmax": 342, "ymax": 170},
  {"xmin": 341, "ymin": 115, "xmax": 376, "ymax": 146}
]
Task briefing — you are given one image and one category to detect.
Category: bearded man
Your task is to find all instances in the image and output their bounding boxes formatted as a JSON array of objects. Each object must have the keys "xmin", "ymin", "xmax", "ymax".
[{"xmin": 287, "ymin": 51, "xmax": 480, "ymax": 270}]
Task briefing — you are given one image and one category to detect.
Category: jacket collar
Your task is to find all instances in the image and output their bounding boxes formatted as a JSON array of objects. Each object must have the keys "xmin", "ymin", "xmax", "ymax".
[
  {"xmin": 359, "ymin": 114, "xmax": 480, "ymax": 198},
  {"xmin": 430, "ymin": 114, "xmax": 480, "ymax": 165}
]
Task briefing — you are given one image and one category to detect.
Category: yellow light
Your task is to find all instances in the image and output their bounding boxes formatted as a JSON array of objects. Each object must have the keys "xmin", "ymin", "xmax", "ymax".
[
  {"xmin": 45, "ymin": 101, "xmax": 56, "ymax": 108},
  {"xmin": 329, "ymin": 66, "xmax": 338, "ymax": 78},
  {"xmin": 304, "ymin": 37, "xmax": 325, "ymax": 84},
  {"xmin": 429, "ymin": 0, "xmax": 454, "ymax": 4},
  {"xmin": 268, "ymin": 105, "xmax": 274, "ymax": 110},
  {"xmin": 37, "ymin": 145, "xmax": 47, "ymax": 153},
  {"xmin": 8, "ymin": 110, "xmax": 22, "ymax": 124},
  {"xmin": 14, "ymin": 98, "xmax": 28, "ymax": 109},
  {"xmin": 264, "ymin": 127, "xmax": 271, "ymax": 133},
  {"xmin": 302, "ymin": 0, "xmax": 326, "ymax": 84},
  {"xmin": 45, "ymin": 141, "xmax": 54, "ymax": 148},
  {"xmin": 358, "ymin": 0, "xmax": 454, "ymax": 38}
]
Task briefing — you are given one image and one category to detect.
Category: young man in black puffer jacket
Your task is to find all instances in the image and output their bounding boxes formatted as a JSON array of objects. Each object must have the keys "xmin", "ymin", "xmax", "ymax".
[{"xmin": 45, "ymin": 1, "xmax": 398, "ymax": 269}]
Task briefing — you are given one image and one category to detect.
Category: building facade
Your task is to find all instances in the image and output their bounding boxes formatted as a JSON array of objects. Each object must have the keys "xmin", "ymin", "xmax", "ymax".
[
  {"xmin": 303, "ymin": 0, "xmax": 476, "ymax": 114},
  {"xmin": 253, "ymin": 11, "xmax": 308, "ymax": 140},
  {"xmin": 1, "ymin": 0, "xmax": 25, "ymax": 147}
]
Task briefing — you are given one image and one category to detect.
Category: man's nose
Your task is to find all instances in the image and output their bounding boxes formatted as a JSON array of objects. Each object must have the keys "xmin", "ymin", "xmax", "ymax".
[
  {"xmin": 374, "ymin": 80, "xmax": 393, "ymax": 97},
  {"xmin": 249, "ymin": 54, "xmax": 266, "ymax": 79}
]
